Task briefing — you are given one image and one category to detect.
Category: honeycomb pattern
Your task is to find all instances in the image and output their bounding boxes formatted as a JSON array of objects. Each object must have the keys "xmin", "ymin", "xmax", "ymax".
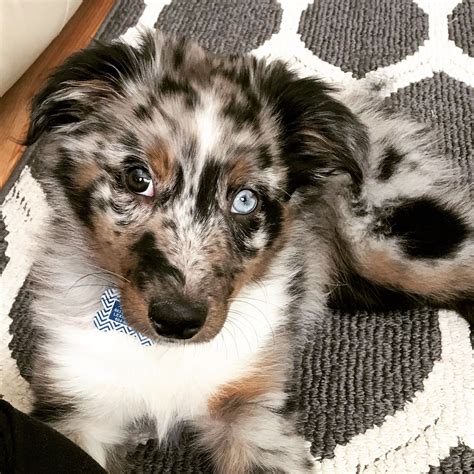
[
  {"xmin": 155, "ymin": 0, "xmax": 282, "ymax": 54},
  {"xmin": 96, "ymin": 0, "xmax": 146, "ymax": 41},
  {"xmin": 448, "ymin": 0, "xmax": 473, "ymax": 57},
  {"xmin": 298, "ymin": 0, "xmax": 429, "ymax": 78},
  {"xmin": 386, "ymin": 72, "xmax": 473, "ymax": 193}
]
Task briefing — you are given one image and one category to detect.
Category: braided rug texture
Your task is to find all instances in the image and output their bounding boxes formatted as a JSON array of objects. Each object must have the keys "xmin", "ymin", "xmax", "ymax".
[{"xmin": 0, "ymin": 1, "xmax": 472, "ymax": 472}]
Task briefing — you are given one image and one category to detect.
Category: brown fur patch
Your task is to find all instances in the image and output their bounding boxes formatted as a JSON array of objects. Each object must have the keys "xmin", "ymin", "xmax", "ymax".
[
  {"xmin": 89, "ymin": 213, "xmax": 133, "ymax": 272},
  {"xmin": 208, "ymin": 352, "xmax": 287, "ymax": 423},
  {"xmin": 227, "ymin": 157, "xmax": 255, "ymax": 189},
  {"xmin": 119, "ymin": 283, "xmax": 156, "ymax": 338},
  {"xmin": 75, "ymin": 161, "xmax": 102, "ymax": 189},
  {"xmin": 147, "ymin": 141, "xmax": 175, "ymax": 185},
  {"xmin": 357, "ymin": 246, "xmax": 474, "ymax": 301}
]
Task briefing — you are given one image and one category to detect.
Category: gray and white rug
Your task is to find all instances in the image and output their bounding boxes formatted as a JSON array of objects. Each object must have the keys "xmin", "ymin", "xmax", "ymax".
[{"xmin": 0, "ymin": 1, "xmax": 473, "ymax": 472}]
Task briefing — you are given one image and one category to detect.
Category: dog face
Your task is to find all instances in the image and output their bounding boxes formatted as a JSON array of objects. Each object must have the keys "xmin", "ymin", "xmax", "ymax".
[{"xmin": 27, "ymin": 32, "xmax": 367, "ymax": 343}]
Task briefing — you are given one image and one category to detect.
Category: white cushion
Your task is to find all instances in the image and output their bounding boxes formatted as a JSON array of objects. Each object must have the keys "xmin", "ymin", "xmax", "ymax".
[{"xmin": 0, "ymin": 0, "xmax": 82, "ymax": 97}]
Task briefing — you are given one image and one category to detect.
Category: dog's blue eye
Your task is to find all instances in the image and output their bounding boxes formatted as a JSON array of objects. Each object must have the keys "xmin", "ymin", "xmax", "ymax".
[{"xmin": 231, "ymin": 189, "xmax": 258, "ymax": 215}]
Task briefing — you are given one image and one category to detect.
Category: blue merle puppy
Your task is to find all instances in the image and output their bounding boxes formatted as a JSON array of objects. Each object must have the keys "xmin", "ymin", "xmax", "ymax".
[{"xmin": 25, "ymin": 31, "xmax": 473, "ymax": 472}]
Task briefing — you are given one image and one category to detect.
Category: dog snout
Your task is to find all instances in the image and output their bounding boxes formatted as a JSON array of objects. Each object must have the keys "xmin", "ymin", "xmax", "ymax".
[{"xmin": 148, "ymin": 298, "xmax": 207, "ymax": 340}]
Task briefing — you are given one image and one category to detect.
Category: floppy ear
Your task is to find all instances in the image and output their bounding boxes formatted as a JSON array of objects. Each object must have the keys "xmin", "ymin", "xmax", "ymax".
[
  {"xmin": 262, "ymin": 62, "xmax": 368, "ymax": 193},
  {"xmin": 24, "ymin": 32, "xmax": 156, "ymax": 145}
]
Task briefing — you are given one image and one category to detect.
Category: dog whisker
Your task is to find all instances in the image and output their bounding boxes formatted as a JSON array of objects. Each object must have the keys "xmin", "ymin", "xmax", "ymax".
[{"xmin": 84, "ymin": 263, "xmax": 131, "ymax": 283}]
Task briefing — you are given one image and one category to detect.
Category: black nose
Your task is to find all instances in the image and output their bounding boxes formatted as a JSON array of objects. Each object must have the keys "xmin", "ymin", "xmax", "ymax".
[{"xmin": 148, "ymin": 299, "xmax": 207, "ymax": 340}]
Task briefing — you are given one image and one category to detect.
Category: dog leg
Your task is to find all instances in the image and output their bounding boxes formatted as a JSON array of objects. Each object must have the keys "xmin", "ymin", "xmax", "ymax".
[
  {"xmin": 330, "ymin": 95, "xmax": 473, "ymax": 312},
  {"xmin": 195, "ymin": 369, "xmax": 314, "ymax": 474}
]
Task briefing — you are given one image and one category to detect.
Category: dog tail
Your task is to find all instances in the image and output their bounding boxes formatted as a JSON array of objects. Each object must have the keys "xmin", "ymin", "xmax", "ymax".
[{"xmin": 329, "ymin": 94, "xmax": 473, "ymax": 316}]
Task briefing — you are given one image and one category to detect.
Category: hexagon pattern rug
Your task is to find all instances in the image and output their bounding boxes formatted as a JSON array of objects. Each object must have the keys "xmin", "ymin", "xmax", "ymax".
[{"xmin": 0, "ymin": 1, "xmax": 472, "ymax": 472}]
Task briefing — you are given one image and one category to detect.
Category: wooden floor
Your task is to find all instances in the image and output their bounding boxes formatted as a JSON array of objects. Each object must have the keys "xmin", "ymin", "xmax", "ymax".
[{"xmin": 0, "ymin": 0, "xmax": 115, "ymax": 189}]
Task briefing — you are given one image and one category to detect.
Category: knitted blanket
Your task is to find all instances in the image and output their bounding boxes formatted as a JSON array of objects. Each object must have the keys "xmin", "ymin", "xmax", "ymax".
[{"xmin": 1, "ymin": 1, "xmax": 472, "ymax": 472}]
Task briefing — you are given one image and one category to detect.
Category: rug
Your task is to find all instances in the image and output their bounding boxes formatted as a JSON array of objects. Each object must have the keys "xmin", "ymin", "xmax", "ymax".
[{"xmin": 0, "ymin": 1, "xmax": 473, "ymax": 472}]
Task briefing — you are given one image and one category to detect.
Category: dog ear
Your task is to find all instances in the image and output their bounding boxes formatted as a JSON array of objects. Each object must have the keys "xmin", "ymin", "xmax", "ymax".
[
  {"xmin": 24, "ymin": 32, "xmax": 156, "ymax": 145},
  {"xmin": 262, "ymin": 62, "xmax": 368, "ymax": 194}
]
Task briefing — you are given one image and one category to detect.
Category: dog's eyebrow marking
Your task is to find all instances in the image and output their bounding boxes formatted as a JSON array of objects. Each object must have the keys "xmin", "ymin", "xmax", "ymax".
[
  {"xmin": 147, "ymin": 141, "xmax": 176, "ymax": 186},
  {"xmin": 378, "ymin": 145, "xmax": 405, "ymax": 181},
  {"xmin": 227, "ymin": 157, "xmax": 255, "ymax": 189},
  {"xmin": 131, "ymin": 231, "xmax": 185, "ymax": 289}
]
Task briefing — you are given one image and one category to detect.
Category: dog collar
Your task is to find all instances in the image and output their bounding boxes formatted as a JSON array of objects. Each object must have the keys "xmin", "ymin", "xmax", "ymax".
[{"xmin": 93, "ymin": 288, "xmax": 154, "ymax": 346}]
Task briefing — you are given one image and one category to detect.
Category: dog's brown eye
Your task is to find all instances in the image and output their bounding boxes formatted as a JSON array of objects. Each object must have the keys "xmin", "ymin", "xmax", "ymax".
[{"xmin": 125, "ymin": 167, "xmax": 154, "ymax": 197}]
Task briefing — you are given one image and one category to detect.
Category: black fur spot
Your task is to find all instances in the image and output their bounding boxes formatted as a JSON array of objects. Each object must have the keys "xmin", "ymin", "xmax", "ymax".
[
  {"xmin": 378, "ymin": 145, "xmax": 404, "ymax": 181},
  {"xmin": 31, "ymin": 399, "xmax": 76, "ymax": 424},
  {"xmin": 328, "ymin": 268, "xmax": 420, "ymax": 311},
  {"xmin": 110, "ymin": 200, "xmax": 129, "ymax": 217},
  {"xmin": 162, "ymin": 218, "xmax": 177, "ymax": 232},
  {"xmin": 159, "ymin": 76, "xmax": 198, "ymax": 106},
  {"xmin": 212, "ymin": 264, "xmax": 225, "ymax": 278},
  {"xmin": 196, "ymin": 160, "xmax": 222, "ymax": 220},
  {"xmin": 257, "ymin": 144, "xmax": 272, "ymax": 169},
  {"xmin": 222, "ymin": 101, "xmax": 258, "ymax": 128},
  {"xmin": 119, "ymin": 131, "xmax": 140, "ymax": 150},
  {"xmin": 171, "ymin": 165, "xmax": 184, "ymax": 200},
  {"xmin": 95, "ymin": 198, "xmax": 108, "ymax": 212},
  {"xmin": 172, "ymin": 44, "xmax": 185, "ymax": 69},
  {"xmin": 218, "ymin": 66, "xmax": 245, "ymax": 87},
  {"xmin": 232, "ymin": 216, "xmax": 261, "ymax": 257},
  {"xmin": 53, "ymin": 150, "xmax": 97, "ymax": 229},
  {"xmin": 382, "ymin": 198, "xmax": 469, "ymax": 259},
  {"xmin": 132, "ymin": 232, "xmax": 185, "ymax": 290},
  {"xmin": 262, "ymin": 198, "xmax": 284, "ymax": 244},
  {"xmin": 288, "ymin": 269, "xmax": 305, "ymax": 298},
  {"xmin": 184, "ymin": 92, "xmax": 198, "ymax": 109},
  {"xmin": 133, "ymin": 104, "xmax": 154, "ymax": 122}
]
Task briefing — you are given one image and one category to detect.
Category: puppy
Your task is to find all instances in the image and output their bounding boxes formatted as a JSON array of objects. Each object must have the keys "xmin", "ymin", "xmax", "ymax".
[{"xmin": 25, "ymin": 31, "xmax": 473, "ymax": 472}]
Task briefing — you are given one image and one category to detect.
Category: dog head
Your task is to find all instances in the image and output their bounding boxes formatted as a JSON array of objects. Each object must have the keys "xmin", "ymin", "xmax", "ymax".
[{"xmin": 27, "ymin": 31, "xmax": 367, "ymax": 342}]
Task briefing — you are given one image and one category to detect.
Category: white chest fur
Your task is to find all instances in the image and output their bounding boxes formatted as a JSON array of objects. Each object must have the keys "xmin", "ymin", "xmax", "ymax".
[{"xmin": 40, "ymin": 271, "xmax": 291, "ymax": 441}]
